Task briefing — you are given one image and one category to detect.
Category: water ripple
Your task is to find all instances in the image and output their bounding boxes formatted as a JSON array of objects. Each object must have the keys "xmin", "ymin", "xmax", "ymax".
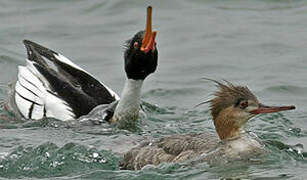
[{"xmin": 0, "ymin": 142, "xmax": 119, "ymax": 178}]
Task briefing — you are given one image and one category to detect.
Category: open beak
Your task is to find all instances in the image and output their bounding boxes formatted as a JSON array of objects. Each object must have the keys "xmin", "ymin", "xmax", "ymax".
[
  {"xmin": 141, "ymin": 6, "xmax": 157, "ymax": 53},
  {"xmin": 250, "ymin": 103, "xmax": 295, "ymax": 114}
]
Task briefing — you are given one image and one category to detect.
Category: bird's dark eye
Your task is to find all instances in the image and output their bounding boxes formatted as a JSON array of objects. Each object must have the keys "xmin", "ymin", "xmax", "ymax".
[
  {"xmin": 239, "ymin": 100, "xmax": 248, "ymax": 109},
  {"xmin": 134, "ymin": 42, "xmax": 139, "ymax": 49}
]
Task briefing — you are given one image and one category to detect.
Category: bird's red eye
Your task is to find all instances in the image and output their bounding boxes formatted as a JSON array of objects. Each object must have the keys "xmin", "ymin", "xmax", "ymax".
[
  {"xmin": 134, "ymin": 42, "xmax": 139, "ymax": 49},
  {"xmin": 240, "ymin": 100, "xmax": 248, "ymax": 109}
]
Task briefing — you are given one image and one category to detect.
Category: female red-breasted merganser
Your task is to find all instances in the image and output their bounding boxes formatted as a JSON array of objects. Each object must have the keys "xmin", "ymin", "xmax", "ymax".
[
  {"xmin": 4, "ymin": 6, "xmax": 158, "ymax": 127},
  {"xmin": 120, "ymin": 80, "xmax": 295, "ymax": 170}
]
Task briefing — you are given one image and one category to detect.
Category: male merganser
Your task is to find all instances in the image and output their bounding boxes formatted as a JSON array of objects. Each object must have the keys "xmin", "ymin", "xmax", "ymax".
[
  {"xmin": 120, "ymin": 80, "xmax": 295, "ymax": 170},
  {"xmin": 5, "ymin": 6, "xmax": 158, "ymax": 127}
]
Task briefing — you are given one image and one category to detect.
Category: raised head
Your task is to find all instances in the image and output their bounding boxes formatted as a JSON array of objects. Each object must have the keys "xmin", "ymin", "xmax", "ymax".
[
  {"xmin": 124, "ymin": 6, "xmax": 158, "ymax": 80},
  {"xmin": 208, "ymin": 80, "xmax": 295, "ymax": 141}
]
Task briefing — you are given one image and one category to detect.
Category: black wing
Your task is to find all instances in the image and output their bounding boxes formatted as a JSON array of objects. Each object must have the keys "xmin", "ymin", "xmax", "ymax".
[{"xmin": 19, "ymin": 40, "xmax": 119, "ymax": 119}]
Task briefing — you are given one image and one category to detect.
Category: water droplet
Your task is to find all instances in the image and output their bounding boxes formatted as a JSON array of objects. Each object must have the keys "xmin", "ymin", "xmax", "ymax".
[
  {"xmin": 23, "ymin": 166, "xmax": 30, "ymax": 170},
  {"xmin": 293, "ymin": 143, "xmax": 304, "ymax": 154},
  {"xmin": 10, "ymin": 154, "xmax": 18, "ymax": 159},
  {"xmin": 99, "ymin": 158, "xmax": 106, "ymax": 163},
  {"xmin": 93, "ymin": 152, "xmax": 99, "ymax": 158}
]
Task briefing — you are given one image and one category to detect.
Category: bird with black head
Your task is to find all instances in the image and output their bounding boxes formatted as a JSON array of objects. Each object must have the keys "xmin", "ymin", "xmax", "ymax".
[{"xmin": 5, "ymin": 6, "xmax": 158, "ymax": 129}]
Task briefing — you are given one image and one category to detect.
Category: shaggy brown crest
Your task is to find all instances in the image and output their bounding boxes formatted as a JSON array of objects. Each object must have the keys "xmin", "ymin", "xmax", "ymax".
[{"xmin": 208, "ymin": 80, "xmax": 258, "ymax": 120}]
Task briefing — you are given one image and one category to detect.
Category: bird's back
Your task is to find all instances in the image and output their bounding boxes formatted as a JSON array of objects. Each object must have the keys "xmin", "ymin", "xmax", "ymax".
[{"xmin": 120, "ymin": 132, "xmax": 220, "ymax": 170}]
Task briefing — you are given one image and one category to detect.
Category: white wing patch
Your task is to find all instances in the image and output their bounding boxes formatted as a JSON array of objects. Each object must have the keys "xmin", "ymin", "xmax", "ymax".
[
  {"xmin": 15, "ymin": 49, "xmax": 119, "ymax": 120},
  {"xmin": 44, "ymin": 91, "xmax": 75, "ymax": 120},
  {"xmin": 15, "ymin": 60, "xmax": 75, "ymax": 121},
  {"xmin": 54, "ymin": 54, "xmax": 85, "ymax": 72}
]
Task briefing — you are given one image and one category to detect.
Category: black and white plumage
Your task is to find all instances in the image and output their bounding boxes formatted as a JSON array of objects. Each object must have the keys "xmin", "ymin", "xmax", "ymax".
[
  {"xmin": 14, "ymin": 40, "xmax": 119, "ymax": 121},
  {"xmin": 8, "ymin": 6, "xmax": 158, "ymax": 124}
]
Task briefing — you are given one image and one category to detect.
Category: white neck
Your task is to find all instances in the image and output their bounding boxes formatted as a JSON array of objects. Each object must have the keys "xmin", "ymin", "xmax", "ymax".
[
  {"xmin": 224, "ymin": 132, "xmax": 265, "ymax": 158},
  {"xmin": 111, "ymin": 79, "xmax": 143, "ymax": 124}
]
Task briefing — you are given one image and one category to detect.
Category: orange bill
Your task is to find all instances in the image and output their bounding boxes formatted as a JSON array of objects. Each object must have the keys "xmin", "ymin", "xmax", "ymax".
[{"xmin": 141, "ymin": 6, "xmax": 157, "ymax": 53}]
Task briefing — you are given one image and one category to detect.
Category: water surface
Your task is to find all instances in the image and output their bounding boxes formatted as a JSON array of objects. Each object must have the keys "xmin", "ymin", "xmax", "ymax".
[{"xmin": 0, "ymin": 0, "xmax": 307, "ymax": 179}]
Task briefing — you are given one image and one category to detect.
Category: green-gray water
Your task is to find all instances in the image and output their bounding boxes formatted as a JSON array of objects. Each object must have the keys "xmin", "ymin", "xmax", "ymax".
[{"xmin": 1, "ymin": 0, "xmax": 307, "ymax": 179}]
